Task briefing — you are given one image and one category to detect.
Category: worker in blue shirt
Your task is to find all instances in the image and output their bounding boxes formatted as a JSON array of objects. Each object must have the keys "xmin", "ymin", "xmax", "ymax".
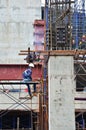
[{"xmin": 22, "ymin": 63, "xmax": 36, "ymax": 98}]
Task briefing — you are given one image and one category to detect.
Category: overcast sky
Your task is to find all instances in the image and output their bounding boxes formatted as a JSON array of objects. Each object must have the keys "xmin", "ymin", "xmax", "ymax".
[{"xmin": 41, "ymin": 0, "xmax": 45, "ymax": 5}]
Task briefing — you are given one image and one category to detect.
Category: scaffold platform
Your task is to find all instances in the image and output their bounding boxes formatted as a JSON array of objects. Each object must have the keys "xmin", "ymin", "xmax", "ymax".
[{"xmin": 0, "ymin": 81, "xmax": 40, "ymax": 85}]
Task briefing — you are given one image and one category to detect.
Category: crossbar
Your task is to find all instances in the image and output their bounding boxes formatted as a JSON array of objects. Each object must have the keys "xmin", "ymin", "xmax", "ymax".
[{"xmin": 0, "ymin": 81, "xmax": 40, "ymax": 85}]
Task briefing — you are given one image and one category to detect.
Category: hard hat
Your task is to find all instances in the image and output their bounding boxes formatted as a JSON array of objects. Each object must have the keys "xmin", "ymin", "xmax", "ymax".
[{"xmin": 29, "ymin": 63, "xmax": 34, "ymax": 68}]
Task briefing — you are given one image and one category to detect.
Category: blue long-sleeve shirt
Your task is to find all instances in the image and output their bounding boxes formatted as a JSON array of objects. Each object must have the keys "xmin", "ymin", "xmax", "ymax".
[{"xmin": 22, "ymin": 68, "xmax": 32, "ymax": 80}]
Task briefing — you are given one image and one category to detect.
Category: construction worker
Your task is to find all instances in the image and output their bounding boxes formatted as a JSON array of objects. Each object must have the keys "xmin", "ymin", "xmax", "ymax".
[{"xmin": 22, "ymin": 63, "xmax": 37, "ymax": 98}]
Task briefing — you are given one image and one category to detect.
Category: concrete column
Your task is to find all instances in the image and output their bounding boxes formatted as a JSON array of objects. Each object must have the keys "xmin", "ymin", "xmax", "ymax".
[{"xmin": 48, "ymin": 56, "xmax": 75, "ymax": 130}]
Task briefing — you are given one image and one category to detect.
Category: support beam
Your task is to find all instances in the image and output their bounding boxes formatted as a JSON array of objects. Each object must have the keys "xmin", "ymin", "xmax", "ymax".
[
  {"xmin": 0, "ymin": 81, "xmax": 40, "ymax": 85},
  {"xmin": 19, "ymin": 50, "xmax": 86, "ymax": 56}
]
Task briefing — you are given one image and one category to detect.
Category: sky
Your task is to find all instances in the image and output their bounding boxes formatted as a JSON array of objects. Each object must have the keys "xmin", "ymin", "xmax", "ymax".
[{"xmin": 41, "ymin": 0, "xmax": 45, "ymax": 6}]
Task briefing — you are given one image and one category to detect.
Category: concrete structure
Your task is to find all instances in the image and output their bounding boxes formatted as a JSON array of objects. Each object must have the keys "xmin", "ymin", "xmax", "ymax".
[
  {"xmin": 0, "ymin": 0, "xmax": 41, "ymax": 64},
  {"xmin": 48, "ymin": 56, "xmax": 75, "ymax": 130}
]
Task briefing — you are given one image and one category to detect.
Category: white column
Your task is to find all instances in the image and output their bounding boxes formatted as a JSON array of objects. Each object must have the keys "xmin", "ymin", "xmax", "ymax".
[{"xmin": 48, "ymin": 56, "xmax": 75, "ymax": 130}]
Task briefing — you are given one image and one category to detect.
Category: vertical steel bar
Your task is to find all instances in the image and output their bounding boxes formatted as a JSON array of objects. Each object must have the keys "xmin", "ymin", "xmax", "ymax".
[{"xmin": 17, "ymin": 117, "xmax": 19, "ymax": 130}]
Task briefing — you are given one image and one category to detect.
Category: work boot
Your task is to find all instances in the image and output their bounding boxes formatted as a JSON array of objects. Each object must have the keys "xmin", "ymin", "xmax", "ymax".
[
  {"xmin": 33, "ymin": 92, "xmax": 37, "ymax": 96},
  {"xmin": 29, "ymin": 95, "xmax": 32, "ymax": 99}
]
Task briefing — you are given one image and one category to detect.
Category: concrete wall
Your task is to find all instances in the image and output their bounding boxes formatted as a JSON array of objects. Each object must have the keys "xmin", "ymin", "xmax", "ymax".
[
  {"xmin": 48, "ymin": 56, "xmax": 75, "ymax": 130},
  {"xmin": 0, "ymin": 0, "xmax": 41, "ymax": 64}
]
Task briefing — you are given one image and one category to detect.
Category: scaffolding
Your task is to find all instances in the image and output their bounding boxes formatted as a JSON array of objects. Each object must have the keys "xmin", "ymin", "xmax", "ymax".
[
  {"xmin": 45, "ymin": 0, "xmax": 74, "ymax": 50},
  {"xmin": 72, "ymin": 0, "xmax": 86, "ymax": 49},
  {"xmin": 45, "ymin": 0, "xmax": 86, "ymax": 50},
  {"xmin": 0, "ymin": 80, "xmax": 43, "ymax": 130}
]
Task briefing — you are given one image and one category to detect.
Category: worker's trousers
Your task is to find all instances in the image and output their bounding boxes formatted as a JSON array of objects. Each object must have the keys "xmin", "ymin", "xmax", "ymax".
[{"xmin": 23, "ymin": 78, "xmax": 36, "ymax": 96}]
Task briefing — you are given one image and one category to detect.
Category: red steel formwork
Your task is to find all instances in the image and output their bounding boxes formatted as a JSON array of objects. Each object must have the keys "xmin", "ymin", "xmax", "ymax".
[
  {"xmin": 0, "ymin": 64, "xmax": 42, "ymax": 80},
  {"xmin": 33, "ymin": 20, "xmax": 45, "ymax": 51}
]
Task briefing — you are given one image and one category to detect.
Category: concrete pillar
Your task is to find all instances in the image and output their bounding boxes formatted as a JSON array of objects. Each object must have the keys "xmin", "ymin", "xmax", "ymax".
[{"xmin": 48, "ymin": 56, "xmax": 75, "ymax": 130}]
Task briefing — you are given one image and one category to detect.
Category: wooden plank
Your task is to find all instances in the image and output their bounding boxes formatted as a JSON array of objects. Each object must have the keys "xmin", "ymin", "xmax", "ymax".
[
  {"xmin": 19, "ymin": 96, "xmax": 32, "ymax": 99},
  {"xmin": 19, "ymin": 50, "xmax": 86, "ymax": 56}
]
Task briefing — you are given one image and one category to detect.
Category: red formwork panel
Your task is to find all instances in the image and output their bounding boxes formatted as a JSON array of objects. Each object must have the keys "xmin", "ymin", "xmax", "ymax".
[{"xmin": 0, "ymin": 64, "xmax": 42, "ymax": 81}]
